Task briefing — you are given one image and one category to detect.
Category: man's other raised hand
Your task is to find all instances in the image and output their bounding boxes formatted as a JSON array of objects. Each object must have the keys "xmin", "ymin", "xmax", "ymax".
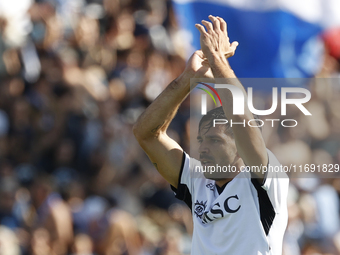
[{"xmin": 195, "ymin": 15, "xmax": 239, "ymax": 62}]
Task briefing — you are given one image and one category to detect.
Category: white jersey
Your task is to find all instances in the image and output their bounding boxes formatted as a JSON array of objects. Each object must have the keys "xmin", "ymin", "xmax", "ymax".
[{"xmin": 171, "ymin": 149, "xmax": 289, "ymax": 255}]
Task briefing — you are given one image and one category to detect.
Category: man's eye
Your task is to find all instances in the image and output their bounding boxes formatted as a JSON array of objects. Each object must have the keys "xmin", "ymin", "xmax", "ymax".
[
  {"xmin": 198, "ymin": 140, "xmax": 203, "ymax": 144},
  {"xmin": 212, "ymin": 139, "xmax": 219, "ymax": 143}
]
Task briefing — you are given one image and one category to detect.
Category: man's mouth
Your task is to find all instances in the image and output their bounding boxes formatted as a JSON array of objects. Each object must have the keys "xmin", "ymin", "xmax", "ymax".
[{"xmin": 200, "ymin": 158, "xmax": 213, "ymax": 165}]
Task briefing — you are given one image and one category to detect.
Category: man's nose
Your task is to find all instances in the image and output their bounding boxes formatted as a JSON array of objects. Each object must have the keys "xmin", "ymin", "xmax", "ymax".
[{"xmin": 198, "ymin": 142, "xmax": 209, "ymax": 154}]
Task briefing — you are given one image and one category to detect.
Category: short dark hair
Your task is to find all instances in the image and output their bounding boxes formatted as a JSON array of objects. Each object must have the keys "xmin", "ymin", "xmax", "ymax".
[
  {"xmin": 198, "ymin": 106, "xmax": 262, "ymax": 136},
  {"xmin": 199, "ymin": 106, "xmax": 233, "ymax": 136}
]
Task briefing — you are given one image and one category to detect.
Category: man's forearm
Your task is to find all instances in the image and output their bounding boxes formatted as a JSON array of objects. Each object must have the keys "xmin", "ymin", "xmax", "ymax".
[
  {"xmin": 208, "ymin": 54, "xmax": 236, "ymax": 80},
  {"xmin": 195, "ymin": 15, "xmax": 268, "ymax": 173},
  {"xmin": 208, "ymin": 54, "xmax": 252, "ymax": 121},
  {"xmin": 133, "ymin": 73, "xmax": 191, "ymax": 140}
]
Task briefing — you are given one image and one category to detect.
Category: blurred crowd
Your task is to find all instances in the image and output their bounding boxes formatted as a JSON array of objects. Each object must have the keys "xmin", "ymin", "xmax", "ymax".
[{"xmin": 0, "ymin": 0, "xmax": 340, "ymax": 254}]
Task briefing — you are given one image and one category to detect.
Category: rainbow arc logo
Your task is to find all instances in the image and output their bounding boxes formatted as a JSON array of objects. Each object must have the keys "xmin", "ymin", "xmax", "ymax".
[{"xmin": 197, "ymin": 82, "xmax": 222, "ymax": 107}]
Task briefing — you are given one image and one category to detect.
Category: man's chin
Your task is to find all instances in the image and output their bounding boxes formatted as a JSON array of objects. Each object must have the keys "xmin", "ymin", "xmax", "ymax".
[
  {"xmin": 201, "ymin": 162, "xmax": 213, "ymax": 167},
  {"xmin": 203, "ymin": 172, "xmax": 233, "ymax": 180}
]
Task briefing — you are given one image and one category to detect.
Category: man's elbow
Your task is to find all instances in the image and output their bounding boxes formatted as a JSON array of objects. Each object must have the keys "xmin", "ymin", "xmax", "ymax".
[
  {"xmin": 133, "ymin": 122, "xmax": 155, "ymax": 143},
  {"xmin": 133, "ymin": 123, "xmax": 143, "ymax": 141}
]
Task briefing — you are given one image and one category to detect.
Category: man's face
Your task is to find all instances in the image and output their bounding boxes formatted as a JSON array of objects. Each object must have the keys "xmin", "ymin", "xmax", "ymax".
[{"xmin": 197, "ymin": 121, "xmax": 239, "ymax": 180}]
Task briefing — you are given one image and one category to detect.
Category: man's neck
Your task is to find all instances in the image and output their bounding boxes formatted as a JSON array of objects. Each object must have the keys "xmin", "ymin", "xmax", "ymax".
[
  {"xmin": 215, "ymin": 158, "xmax": 244, "ymax": 187},
  {"xmin": 215, "ymin": 178, "xmax": 233, "ymax": 188},
  {"xmin": 215, "ymin": 173, "xmax": 238, "ymax": 188}
]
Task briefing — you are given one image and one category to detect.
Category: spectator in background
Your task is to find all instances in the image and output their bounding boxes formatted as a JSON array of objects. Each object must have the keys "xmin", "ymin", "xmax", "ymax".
[{"xmin": 28, "ymin": 175, "xmax": 73, "ymax": 255}]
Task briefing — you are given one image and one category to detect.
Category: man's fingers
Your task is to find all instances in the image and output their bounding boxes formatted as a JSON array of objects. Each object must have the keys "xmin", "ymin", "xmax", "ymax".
[
  {"xmin": 217, "ymin": 16, "xmax": 227, "ymax": 32},
  {"xmin": 201, "ymin": 20, "xmax": 213, "ymax": 33},
  {"xmin": 195, "ymin": 24, "xmax": 206, "ymax": 35},
  {"xmin": 194, "ymin": 50, "xmax": 205, "ymax": 58},
  {"xmin": 208, "ymin": 15, "xmax": 220, "ymax": 32},
  {"xmin": 202, "ymin": 59, "xmax": 210, "ymax": 66}
]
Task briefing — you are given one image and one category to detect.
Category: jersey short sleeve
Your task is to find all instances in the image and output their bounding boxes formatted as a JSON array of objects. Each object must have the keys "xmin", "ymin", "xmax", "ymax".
[
  {"xmin": 261, "ymin": 149, "xmax": 289, "ymax": 213},
  {"xmin": 170, "ymin": 151, "xmax": 202, "ymax": 210}
]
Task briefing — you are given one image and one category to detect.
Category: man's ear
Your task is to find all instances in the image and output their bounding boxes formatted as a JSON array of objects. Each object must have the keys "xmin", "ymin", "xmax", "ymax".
[
  {"xmin": 235, "ymin": 152, "xmax": 242, "ymax": 161},
  {"xmin": 236, "ymin": 152, "xmax": 241, "ymax": 159}
]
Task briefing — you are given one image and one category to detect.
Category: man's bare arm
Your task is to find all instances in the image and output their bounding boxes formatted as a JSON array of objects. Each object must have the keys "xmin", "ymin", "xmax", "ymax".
[
  {"xmin": 133, "ymin": 51, "xmax": 213, "ymax": 188},
  {"xmin": 133, "ymin": 76, "xmax": 188, "ymax": 188},
  {"xmin": 196, "ymin": 16, "xmax": 268, "ymax": 180}
]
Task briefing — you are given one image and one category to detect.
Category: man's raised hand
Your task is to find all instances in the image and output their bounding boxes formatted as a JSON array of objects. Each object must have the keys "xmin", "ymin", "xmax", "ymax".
[
  {"xmin": 195, "ymin": 15, "xmax": 239, "ymax": 62},
  {"xmin": 187, "ymin": 50, "xmax": 213, "ymax": 78}
]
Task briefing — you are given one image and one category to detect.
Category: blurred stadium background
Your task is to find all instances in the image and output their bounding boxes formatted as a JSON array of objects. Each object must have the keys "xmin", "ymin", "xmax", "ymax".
[{"xmin": 0, "ymin": 0, "xmax": 340, "ymax": 254}]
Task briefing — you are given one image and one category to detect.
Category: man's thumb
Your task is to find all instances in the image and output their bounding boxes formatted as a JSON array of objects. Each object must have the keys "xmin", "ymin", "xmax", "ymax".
[
  {"xmin": 231, "ymin": 41, "xmax": 239, "ymax": 51},
  {"xmin": 195, "ymin": 50, "xmax": 205, "ymax": 58}
]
